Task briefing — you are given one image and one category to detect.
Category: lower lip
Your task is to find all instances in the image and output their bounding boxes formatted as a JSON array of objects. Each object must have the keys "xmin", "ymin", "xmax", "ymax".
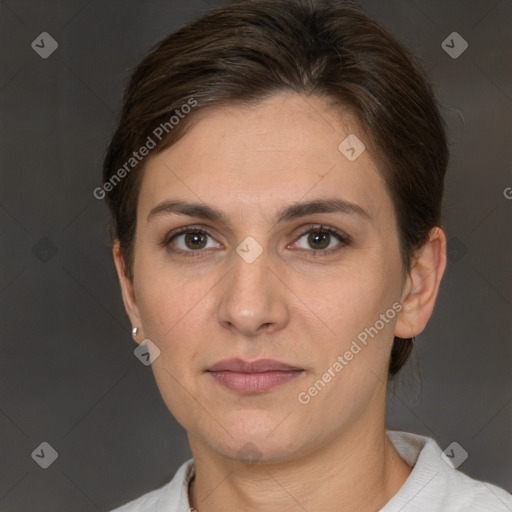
[{"xmin": 208, "ymin": 370, "xmax": 303, "ymax": 393}]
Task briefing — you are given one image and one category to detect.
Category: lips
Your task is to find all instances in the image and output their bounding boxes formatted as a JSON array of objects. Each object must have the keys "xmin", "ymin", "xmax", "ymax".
[
  {"xmin": 208, "ymin": 358, "xmax": 302, "ymax": 373},
  {"xmin": 207, "ymin": 358, "xmax": 304, "ymax": 393}
]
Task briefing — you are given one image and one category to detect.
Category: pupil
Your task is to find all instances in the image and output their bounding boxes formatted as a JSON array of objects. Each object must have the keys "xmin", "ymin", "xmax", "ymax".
[
  {"xmin": 309, "ymin": 230, "xmax": 329, "ymax": 249},
  {"xmin": 185, "ymin": 232, "xmax": 206, "ymax": 249},
  {"xmin": 183, "ymin": 231, "xmax": 331, "ymax": 251}
]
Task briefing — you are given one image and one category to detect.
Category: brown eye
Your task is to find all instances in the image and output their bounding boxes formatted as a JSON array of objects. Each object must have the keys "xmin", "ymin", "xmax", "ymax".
[
  {"xmin": 183, "ymin": 231, "xmax": 208, "ymax": 250},
  {"xmin": 307, "ymin": 230, "xmax": 331, "ymax": 250},
  {"xmin": 295, "ymin": 226, "xmax": 348, "ymax": 253},
  {"xmin": 164, "ymin": 227, "xmax": 222, "ymax": 257}
]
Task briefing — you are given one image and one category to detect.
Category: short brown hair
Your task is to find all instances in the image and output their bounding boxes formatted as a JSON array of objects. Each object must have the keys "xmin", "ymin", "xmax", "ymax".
[{"xmin": 102, "ymin": 0, "xmax": 449, "ymax": 376}]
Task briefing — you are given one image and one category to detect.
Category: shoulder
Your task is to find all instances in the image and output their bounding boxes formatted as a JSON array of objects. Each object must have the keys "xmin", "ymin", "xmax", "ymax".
[
  {"xmin": 108, "ymin": 458, "xmax": 195, "ymax": 512},
  {"xmin": 383, "ymin": 430, "xmax": 512, "ymax": 511}
]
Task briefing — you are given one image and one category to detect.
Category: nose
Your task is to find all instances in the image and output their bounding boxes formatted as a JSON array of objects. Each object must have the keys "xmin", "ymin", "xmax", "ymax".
[{"xmin": 217, "ymin": 247, "xmax": 290, "ymax": 337}]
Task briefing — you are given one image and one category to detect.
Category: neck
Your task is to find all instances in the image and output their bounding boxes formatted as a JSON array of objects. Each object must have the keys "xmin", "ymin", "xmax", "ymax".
[{"xmin": 188, "ymin": 420, "xmax": 412, "ymax": 512}]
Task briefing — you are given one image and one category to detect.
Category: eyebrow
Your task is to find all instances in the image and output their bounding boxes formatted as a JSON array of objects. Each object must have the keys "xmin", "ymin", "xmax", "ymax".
[{"xmin": 146, "ymin": 198, "xmax": 371, "ymax": 226}]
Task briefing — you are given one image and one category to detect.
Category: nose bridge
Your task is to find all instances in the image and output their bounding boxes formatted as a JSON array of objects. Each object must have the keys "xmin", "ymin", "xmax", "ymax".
[
  {"xmin": 218, "ymin": 241, "xmax": 288, "ymax": 335},
  {"xmin": 231, "ymin": 244, "xmax": 270, "ymax": 296}
]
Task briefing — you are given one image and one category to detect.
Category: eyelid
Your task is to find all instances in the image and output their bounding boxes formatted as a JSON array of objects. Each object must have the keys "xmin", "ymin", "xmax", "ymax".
[
  {"xmin": 292, "ymin": 223, "xmax": 350, "ymax": 242},
  {"xmin": 160, "ymin": 224, "xmax": 223, "ymax": 248},
  {"xmin": 159, "ymin": 223, "xmax": 210, "ymax": 239},
  {"xmin": 161, "ymin": 223, "xmax": 350, "ymax": 255},
  {"xmin": 289, "ymin": 224, "xmax": 351, "ymax": 253}
]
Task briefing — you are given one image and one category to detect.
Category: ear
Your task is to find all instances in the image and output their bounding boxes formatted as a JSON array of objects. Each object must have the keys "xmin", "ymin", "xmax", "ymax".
[
  {"xmin": 112, "ymin": 240, "xmax": 143, "ymax": 343},
  {"xmin": 395, "ymin": 227, "xmax": 447, "ymax": 339}
]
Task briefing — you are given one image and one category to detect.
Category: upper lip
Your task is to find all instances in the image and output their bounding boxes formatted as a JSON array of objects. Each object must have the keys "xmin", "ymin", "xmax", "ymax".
[{"xmin": 207, "ymin": 358, "xmax": 303, "ymax": 373}]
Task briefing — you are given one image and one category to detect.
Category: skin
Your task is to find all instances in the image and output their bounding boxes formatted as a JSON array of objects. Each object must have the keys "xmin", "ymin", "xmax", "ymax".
[{"xmin": 113, "ymin": 92, "xmax": 447, "ymax": 512}]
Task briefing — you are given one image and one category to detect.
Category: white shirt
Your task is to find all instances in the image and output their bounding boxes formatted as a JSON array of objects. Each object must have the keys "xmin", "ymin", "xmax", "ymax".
[{"xmin": 110, "ymin": 430, "xmax": 512, "ymax": 511}]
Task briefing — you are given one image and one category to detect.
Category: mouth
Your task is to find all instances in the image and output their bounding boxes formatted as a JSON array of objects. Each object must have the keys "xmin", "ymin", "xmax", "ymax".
[{"xmin": 207, "ymin": 358, "xmax": 305, "ymax": 393}]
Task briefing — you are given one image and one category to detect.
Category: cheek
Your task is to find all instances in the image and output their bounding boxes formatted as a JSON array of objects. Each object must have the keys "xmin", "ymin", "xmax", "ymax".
[
  {"xmin": 320, "ymin": 262, "xmax": 394, "ymax": 330},
  {"xmin": 132, "ymin": 261, "xmax": 218, "ymax": 388},
  {"xmin": 309, "ymin": 255, "xmax": 401, "ymax": 384},
  {"xmin": 133, "ymin": 269, "xmax": 211, "ymax": 427},
  {"xmin": 133, "ymin": 253, "xmax": 211, "ymax": 340}
]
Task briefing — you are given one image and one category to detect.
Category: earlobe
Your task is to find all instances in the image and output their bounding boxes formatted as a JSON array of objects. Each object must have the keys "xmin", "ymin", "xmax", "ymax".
[
  {"xmin": 394, "ymin": 227, "xmax": 447, "ymax": 339},
  {"xmin": 112, "ymin": 241, "xmax": 143, "ymax": 341}
]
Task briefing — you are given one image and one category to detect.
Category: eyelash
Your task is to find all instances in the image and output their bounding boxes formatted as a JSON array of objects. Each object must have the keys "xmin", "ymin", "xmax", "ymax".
[{"xmin": 160, "ymin": 224, "xmax": 350, "ymax": 259}]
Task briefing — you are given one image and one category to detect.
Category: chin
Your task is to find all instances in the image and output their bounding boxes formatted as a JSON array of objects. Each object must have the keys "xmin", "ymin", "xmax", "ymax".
[{"xmin": 195, "ymin": 418, "xmax": 307, "ymax": 465}]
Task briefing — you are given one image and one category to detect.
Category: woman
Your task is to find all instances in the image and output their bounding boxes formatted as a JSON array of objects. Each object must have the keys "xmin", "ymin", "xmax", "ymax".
[{"xmin": 102, "ymin": 0, "xmax": 512, "ymax": 510}]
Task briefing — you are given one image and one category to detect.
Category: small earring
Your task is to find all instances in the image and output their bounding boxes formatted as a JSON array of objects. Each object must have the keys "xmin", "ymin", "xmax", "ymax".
[{"xmin": 132, "ymin": 327, "xmax": 138, "ymax": 339}]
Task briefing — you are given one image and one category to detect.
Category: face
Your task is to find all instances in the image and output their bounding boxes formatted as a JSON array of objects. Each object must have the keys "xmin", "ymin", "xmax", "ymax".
[{"xmin": 121, "ymin": 93, "xmax": 412, "ymax": 463}]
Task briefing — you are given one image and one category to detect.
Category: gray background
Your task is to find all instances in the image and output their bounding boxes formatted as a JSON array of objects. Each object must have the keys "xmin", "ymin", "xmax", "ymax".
[{"xmin": 0, "ymin": 0, "xmax": 511, "ymax": 510}]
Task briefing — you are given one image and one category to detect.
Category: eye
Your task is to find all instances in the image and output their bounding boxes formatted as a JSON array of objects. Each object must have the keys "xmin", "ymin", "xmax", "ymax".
[
  {"xmin": 162, "ymin": 226, "xmax": 221, "ymax": 257},
  {"xmin": 161, "ymin": 224, "xmax": 349, "ymax": 259},
  {"xmin": 293, "ymin": 225, "xmax": 349, "ymax": 255}
]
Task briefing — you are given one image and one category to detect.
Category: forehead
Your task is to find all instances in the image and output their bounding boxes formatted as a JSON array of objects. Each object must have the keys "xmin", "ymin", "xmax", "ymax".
[{"xmin": 138, "ymin": 93, "xmax": 392, "ymax": 225}]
